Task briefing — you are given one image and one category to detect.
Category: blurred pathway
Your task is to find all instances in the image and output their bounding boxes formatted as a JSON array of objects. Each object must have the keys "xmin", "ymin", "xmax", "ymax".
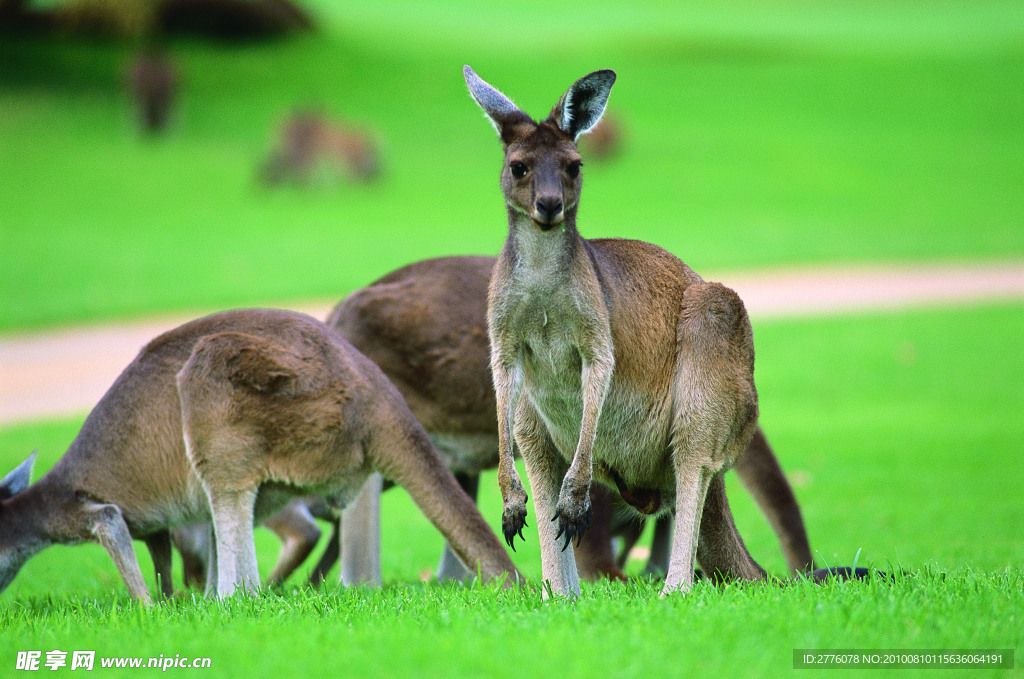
[{"xmin": 2, "ymin": 260, "xmax": 1024, "ymax": 425}]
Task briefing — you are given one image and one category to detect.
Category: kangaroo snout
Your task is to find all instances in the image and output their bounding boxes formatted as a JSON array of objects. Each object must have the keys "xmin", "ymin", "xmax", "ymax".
[{"xmin": 533, "ymin": 197, "xmax": 564, "ymax": 228}]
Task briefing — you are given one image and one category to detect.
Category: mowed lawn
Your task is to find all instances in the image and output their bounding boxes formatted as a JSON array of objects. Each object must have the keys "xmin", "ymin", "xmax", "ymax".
[
  {"xmin": 1, "ymin": 303, "xmax": 1021, "ymax": 677},
  {"xmin": 1, "ymin": 1, "xmax": 1023, "ymax": 677}
]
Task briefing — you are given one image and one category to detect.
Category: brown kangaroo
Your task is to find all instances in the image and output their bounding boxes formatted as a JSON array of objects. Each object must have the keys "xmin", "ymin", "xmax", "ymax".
[
  {"xmin": 0, "ymin": 309, "xmax": 520, "ymax": 601},
  {"xmin": 126, "ymin": 51, "xmax": 178, "ymax": 134},
  {"xmin": 259, "ymin": 110, "xmax": 381, "ymax": 186},
  {"xmin": 465, "ymin": 65, "xmax": 765, "ymax": 597},
  {"xmin": 326, "ymin": 255, "xmax": 813, "ymax": 582}
]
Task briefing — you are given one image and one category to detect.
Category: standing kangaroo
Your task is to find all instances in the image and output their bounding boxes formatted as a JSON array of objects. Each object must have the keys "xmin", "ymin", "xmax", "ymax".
[
  {"xmin": 465, "ymin": 66, "xmax": 765, "ymax": 597},
  {"xmin": 126, "ymin": 51, "xmax": 178, "ymax": 134},
  {"xmin": 0, "ymin": 309, "xmax": 520, "ymax": 601},
  {"xmin": 327, "ymin": 255, "xmax": 813, "ymax": 581}
]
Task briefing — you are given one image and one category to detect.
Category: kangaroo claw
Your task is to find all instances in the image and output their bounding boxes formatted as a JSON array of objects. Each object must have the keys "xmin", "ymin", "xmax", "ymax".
[
  {"xmin": 551, "ymin": 504, "xmax": 590, "ymax": 552},
  {"xmin": 502, "ymin": 504, "xmax": 528, "ymax": 551}
]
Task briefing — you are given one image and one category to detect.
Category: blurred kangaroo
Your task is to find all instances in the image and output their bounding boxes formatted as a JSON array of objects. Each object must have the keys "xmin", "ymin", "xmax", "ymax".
[
  {"xmin": 126, "ymin": 51, "xmax": 179, "ymax": 133},
  {"xmin": 260, "ymin": 110, "xmax": 380, "ymax": 186},
  {"xmin": 465, "ymin": 65, "xmax": 766, "ymax": 597},
  {"xmin": 577, "ymin": 114, "xmax": 621, "ymax": 160},
  {"xmin": 0, "ymin": 310, "xmax": 520, "ymax": 602}
]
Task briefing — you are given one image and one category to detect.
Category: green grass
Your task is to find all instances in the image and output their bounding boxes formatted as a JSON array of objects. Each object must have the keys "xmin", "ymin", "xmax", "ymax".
[
  {"xmin": 1, "ymin": 572, "xmax": 1019, "ymax": 678},
  {"xmin": 2, "ymin": 303, "xmax": 1021, "ymax": 677},
  {"xmin": 1, "ymin": 1, "xmax": 1022, "ymax": 331}
]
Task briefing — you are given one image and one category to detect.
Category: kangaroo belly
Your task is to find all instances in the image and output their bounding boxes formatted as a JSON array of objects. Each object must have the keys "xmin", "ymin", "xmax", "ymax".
[
  {"xmin": 522, "ymin": 356, "xmax": 675, "ymax": 490},
  {"xmin": 429, "ymin": 433, "xmax": 499, "ymax": 474},
  {"xmin": 123, "ymin": 472, "xmax": 210, "ymax": 536}
]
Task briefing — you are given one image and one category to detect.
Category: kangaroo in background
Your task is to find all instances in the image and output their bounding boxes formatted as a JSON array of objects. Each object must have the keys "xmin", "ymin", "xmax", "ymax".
[
  {"xmin": 465, "ymin": 65, "xmax": 766, "ymax": 597},
  {"xmin": 0, "ymin": 309, "xmax": 520, "ymax": 601},
  {"xmin": 259, "ymin": 110, "xmax": 381, "ymax": 187},
  {"xmin": 126, "ymin": 51, "xmax": 179, "ymax": 134},
  {"xmin": 577, "ymin": 114, "xmax": 621, "ymax": 161}
]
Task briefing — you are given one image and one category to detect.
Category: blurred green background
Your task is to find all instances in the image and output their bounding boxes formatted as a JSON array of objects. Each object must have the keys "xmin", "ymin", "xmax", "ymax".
[{"xmin": 2, "ymin": 0, "xmax": 1021, "ymax": 331}]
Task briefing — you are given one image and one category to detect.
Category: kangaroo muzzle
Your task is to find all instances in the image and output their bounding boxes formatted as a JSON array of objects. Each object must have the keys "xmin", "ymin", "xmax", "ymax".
[{"xmin": 532, "ymin": 196, "xmax": 564, "ymax": 229}]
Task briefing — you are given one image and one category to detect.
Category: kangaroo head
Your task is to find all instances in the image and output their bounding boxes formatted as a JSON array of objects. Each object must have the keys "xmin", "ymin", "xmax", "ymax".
[
  {"xmin": 0, "ymin": 451, "xmax": 34, "ymax": 503},
  {"xmin": 0, "ymin": 451, "xmax": 37, "ymax": 594},
  {"xmin": 464, "ymin": 66, "xmax": 615, "ymax": 231}
]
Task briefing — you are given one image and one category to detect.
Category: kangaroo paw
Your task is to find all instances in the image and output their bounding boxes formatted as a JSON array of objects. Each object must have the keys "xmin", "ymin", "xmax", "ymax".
[
  {"xmin": 501, "ymin": 496, "xmax": 529, "ymax": 551},
  {"xmin": 552, "ymin": 501, "xmax": 592, "ymax": 552}
]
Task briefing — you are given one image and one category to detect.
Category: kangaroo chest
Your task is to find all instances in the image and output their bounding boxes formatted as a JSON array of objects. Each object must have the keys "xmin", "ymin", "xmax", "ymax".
[
  {"xmin": 501, "ymin": 278, "xmax": 585, "ymax": 379},
  {"xmin": 498, "ymin": 285, "xmax": 674, "ymax": 486}
]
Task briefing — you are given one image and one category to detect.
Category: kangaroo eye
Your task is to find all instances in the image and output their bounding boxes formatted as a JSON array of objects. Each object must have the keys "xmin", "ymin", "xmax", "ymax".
[
  {"xmin": 566, "ymin": 161, "xmax": 582, "ymax": 179},
  {"xmin": 509, "ymin": 162, "xmax": 528, "ymax": 179}
]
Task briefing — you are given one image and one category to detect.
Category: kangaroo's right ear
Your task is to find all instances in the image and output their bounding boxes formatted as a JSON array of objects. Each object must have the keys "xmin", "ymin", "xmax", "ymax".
[
  {"xmin": 550, "ymin": 69, "xmax": 616, "ymax": 141},
  {"xmin": 0, "ymin": 450, "xmax": 37, "ymax": 500},
  {"xmin": 464, "ymin": 65, "xmax": 531, "ymax": 144}
]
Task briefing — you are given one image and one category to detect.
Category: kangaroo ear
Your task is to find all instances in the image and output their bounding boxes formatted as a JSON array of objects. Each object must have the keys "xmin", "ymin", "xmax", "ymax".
[
  {"xmin": 464, "ymin": 65, "xmax": 532, "ymax": 143},
  {"xmin": 550, "ymin": 69, "xmax": 616, "ymax": 141},
  {"xmin": 0, "ymin": 450, "xmax": 36, "ymax": 500}
]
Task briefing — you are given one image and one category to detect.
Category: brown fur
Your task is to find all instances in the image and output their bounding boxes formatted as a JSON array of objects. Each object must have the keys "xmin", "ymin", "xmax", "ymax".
[
  {"xmin": 326, "ymin": 255, "xmax": 812, "ymax": 580},
  {"xmin": 0, "ymin": 309, "xmax": 520, "ymax": 601}
]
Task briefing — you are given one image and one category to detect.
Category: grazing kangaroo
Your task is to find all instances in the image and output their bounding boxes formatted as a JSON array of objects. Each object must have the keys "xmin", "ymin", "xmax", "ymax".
[
  {"xmin": 260, "ymin": 110, "xmax": 381, "ymax": 187},
  {"xmin": 465, "ymin": 65, "xmax": 765, "ymax": 597},
  {"xmin": 0, "ymin": 309, "xmax": 520, "ymax": 601}
]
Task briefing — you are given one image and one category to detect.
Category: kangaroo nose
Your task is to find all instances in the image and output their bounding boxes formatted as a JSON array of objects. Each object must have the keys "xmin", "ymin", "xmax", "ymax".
[{"xmin": 535, "ymin": 197, "xmax": 563, "ymax": 223}]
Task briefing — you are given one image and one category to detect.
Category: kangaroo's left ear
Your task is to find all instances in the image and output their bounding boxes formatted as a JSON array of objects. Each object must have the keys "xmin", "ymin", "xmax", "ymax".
[
  {"xmin": 550, "ymin": 70, "xmax": 616, "ymax": 141},
  {"xmin": 0, "ymin": 450, "xmax": 37, "ymax": 500},
  {"xmin": 464, "ymin": 65, "xmax": 532, "ymax": 144}
]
